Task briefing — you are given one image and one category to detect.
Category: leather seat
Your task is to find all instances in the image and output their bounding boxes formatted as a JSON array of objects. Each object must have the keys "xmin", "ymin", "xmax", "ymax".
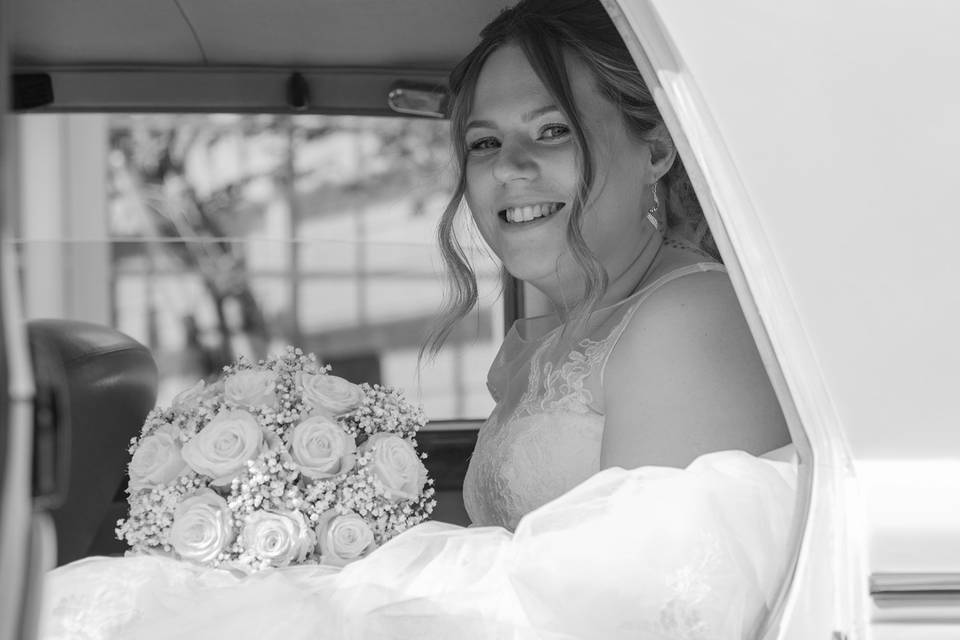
[{"xmin": 27, "ymin": 319, "xmax": 157, "ymax": 565}]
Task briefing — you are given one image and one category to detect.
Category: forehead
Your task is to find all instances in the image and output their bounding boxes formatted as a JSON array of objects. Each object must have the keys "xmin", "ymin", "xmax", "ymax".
[{"xmin": 468, "ymin": 43, "xmax": 599, "ymax": 120}]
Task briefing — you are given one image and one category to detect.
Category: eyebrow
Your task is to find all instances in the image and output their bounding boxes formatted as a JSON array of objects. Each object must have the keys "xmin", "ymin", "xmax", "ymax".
[{"xmin": 465, "ymin": 105, "xmax": 562, "ymax": 131}]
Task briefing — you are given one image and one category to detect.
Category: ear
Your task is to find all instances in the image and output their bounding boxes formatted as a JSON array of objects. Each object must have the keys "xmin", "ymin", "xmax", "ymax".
[{"xmin": 645, "ymin": 123, "xmax": 677, "ymax": 182}]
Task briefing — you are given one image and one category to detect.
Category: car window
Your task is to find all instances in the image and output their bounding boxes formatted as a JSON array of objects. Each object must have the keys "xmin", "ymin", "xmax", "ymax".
[{"xmin": 10, "ymin": 112, "xmax": 503, "ymax": 424}]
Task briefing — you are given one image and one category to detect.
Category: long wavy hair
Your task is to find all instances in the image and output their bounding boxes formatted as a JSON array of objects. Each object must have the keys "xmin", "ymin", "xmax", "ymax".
[{"xmin": 422, "ymin": 0, "xmax": 717, "ymax": 359}]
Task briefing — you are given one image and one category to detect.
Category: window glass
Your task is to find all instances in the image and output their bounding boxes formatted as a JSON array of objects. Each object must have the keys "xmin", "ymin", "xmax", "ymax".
[{"xmin": 12, "ymin": 113, "xmax": 503, "ymax": 423}]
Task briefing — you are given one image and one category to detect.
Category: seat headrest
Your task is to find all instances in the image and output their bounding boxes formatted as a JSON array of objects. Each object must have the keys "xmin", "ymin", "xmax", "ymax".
[{"xmin": 27, "ymin": 319, "xmax": 158, "ymax": 564}]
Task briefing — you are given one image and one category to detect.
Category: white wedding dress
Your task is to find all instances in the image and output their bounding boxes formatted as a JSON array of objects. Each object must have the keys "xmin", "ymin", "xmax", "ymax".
[{"xmin": 40, "ymin": 261, "xmax": 799, "ymax": 640}]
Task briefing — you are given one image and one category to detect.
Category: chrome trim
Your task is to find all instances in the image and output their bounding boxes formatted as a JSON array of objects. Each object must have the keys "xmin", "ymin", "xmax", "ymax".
[
  {"xmin": 386, "ymin": 81, "xmax": 447, "ymax": 118},
  {"xmin": 871, "ymin": 573, "xmax": 960, "ymax": 613},
  {"xmin": 871, "ymin": 573, "xmax": 960, "ymax": 595},
  {"xmin": 421, "ymin": 419, "xmax": 481, "ymax": 432}
]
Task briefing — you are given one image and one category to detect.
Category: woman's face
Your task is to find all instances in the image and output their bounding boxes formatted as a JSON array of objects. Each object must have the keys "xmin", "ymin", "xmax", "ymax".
[{"xmin": 464, "ymin": 44, "xmax": 660, "ymax": 298}]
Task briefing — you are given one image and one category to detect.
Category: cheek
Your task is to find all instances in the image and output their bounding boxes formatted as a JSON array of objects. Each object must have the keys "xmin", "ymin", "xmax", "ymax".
[
  {"xmin": 464, "ymin": 170, "xmax": 495, "ymax": 233},
  {"xmin": 548, "ymin": 149, "xmax": 579, "ymax": 186},
  {"xmin": 467, "ymin": 205, "xmax": 497, "ymax": 250},
  {"xmin": 463, "ymin": 165, "xmax": 486, "ymax": 208}
]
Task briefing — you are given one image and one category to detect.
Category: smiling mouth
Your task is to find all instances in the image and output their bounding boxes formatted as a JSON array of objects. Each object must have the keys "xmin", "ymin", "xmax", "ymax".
[{"xmin": 498, "ymin": 202, "xmax": 566, "ymax": 224}]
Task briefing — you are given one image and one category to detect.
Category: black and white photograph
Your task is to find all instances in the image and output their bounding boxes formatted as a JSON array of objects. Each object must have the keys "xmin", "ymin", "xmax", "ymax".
[{"xmin": 1, "ymin": 1, "xmax": 958, "ymax": 639}]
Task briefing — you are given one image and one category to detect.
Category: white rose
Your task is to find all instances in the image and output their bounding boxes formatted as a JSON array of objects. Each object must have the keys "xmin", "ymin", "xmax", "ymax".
[
  {"xmin": 359, "ymin": 433, "xmax": 428, "ymax": 502},
  {"xmin": 129, "ymin": 424, "xmax": 187, "ymax": 490},
  {"xmin": 289, "ymin": 415, "xmax": 357, "ymax": 479},
  {"xmin": 171, "ymin": 380, "xmax": 206, "ymax": 410},
  {"xmin": 316, "ymin": 510, "xmax": 376, "ymax": 567},
  {"xmin": 169, "ymin": 490, "xmax": 234, "ymax": 564},
  {"xmin": 241, "ymin": 510, "xmax": 316, "ymax": 567},
  {"xmin": 297, "ymin": 372, "xmax": 363, "ymax": 415},
  {"xmin": 224, "ymin": 370, "xmax": 277, "ymax": 408},
  {"xmin": 181, "ymin": 410, "xmax": 264, "ymax": 486}
]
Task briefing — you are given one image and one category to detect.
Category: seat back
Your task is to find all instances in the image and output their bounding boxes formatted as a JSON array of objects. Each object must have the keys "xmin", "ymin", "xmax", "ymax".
[{"xmin": 27, "ymin": 319, "xmax": 157, "ymax": 564}]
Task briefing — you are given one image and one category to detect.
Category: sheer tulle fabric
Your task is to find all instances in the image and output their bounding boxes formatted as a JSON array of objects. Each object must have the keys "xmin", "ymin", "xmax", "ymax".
[{"xmin": 41, "ymin": 448, "xmax": 797, "ymax": 640}]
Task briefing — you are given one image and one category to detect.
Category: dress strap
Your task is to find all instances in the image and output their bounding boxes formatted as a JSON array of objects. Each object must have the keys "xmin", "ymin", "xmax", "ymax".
[{"xmin": 597, "ymin": 262, "xmax": 727, "ymax": 391}]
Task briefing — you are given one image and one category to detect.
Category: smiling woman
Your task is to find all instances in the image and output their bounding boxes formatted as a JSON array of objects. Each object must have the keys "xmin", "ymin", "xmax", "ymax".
[
  {"xmin": 24, "ymin": 0, "xmax": 803, "ymax": 638},
  {"xmin": 463, "ymin": 43, "xmax": 665, "ymax": 305},
  {"xmin": 425, "ymin": 0, "xmax": 791, "ymax": 528},
  {"xmin": 427, "ymin": 2, "xmax": 721, "ymax": 362},
  {"xmin": 10, "ymin": 0, "xmax": 960, "ymax": 636}
]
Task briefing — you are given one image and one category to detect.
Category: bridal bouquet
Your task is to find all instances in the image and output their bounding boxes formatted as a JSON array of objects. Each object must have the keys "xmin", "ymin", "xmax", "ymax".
[{"xmin": 116, "ymin": 347, "xmax": 436, "ymax": 573}]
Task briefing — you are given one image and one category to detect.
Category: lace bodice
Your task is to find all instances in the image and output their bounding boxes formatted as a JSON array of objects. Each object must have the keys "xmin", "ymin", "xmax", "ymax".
[{"xmin": 463, "ymin": 262, "xmax": 726, "ymax": 529}]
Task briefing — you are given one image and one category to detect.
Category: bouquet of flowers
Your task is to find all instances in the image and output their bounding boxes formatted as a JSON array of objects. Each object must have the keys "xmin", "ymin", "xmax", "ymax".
[{"xmin": 116, "ymin": 347, "xmax": 436, "ymax": 573}]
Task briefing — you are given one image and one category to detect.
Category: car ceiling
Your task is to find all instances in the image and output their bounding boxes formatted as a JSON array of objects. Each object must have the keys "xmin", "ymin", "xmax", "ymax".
[{"xmin": 10, "ymin": 0, "xmax": 513, "ymax": 113}]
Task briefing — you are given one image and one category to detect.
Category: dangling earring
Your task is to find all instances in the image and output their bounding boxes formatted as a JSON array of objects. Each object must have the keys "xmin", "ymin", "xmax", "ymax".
[{"xmin": 645, "ymin": 182, "xmax": 660, "ymax": 230}]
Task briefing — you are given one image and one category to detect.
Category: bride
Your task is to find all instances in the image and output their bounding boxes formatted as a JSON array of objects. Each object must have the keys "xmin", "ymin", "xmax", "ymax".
[{"xmin": 41, "ymin": 0, "xmax": 797, "ymax": 638}]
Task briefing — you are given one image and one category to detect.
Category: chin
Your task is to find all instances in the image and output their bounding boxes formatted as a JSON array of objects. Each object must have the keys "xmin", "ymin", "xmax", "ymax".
[
  {"xmin": 502, "ymin": 259, "xmax": 551, "ymax": 283},
  {"xmin": 503, "ymin": 258, "xmax": 572, "ymax": 290}
]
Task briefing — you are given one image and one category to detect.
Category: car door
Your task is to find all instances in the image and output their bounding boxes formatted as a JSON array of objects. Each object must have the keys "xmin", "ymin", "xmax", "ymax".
[
  {"xmin": 0, "ymin": 0, "xmax": 60, "ymax": 637},
  {"xmin": 608, "ymin": 1, "xmax": 960, "ymax": 639}
]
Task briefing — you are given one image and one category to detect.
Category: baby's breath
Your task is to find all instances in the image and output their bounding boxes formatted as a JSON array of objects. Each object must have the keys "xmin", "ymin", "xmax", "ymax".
[{"xmin": 339, "ymin": 383, "xmax": 428, "ymax": 443}]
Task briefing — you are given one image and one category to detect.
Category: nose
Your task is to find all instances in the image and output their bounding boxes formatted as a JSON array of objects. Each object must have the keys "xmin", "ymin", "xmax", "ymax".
[{"xmin": 492, "ymin": 139, "xmax": 538, "ymax": 184}]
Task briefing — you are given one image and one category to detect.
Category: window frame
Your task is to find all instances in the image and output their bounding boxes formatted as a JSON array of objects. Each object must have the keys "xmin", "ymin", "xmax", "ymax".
[{"xmin": 602, "ymin": 1, "xmax": 838, "ymax": 637}]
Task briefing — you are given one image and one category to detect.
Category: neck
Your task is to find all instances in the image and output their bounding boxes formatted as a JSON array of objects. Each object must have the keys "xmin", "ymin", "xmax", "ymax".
[
  {"xmin": 595, "ymin": 230, "xmax": 664, "ymax": 310},
  {"xmin": 531, "ymin": 229, "xmax": 664, "ymax": 322}
]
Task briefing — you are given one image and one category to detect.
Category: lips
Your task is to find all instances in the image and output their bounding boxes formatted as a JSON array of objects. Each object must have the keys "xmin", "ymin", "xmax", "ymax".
[{"xmin": 498, "ymin": 202, "xmax": 565, "ymax": 224}]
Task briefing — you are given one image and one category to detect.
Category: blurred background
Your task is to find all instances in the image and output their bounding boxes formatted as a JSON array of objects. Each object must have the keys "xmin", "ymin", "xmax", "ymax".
[
  {"xmin": 9, "ymin": 113, "xmax": 507, "ymax": 533},
  {"xmin": 9, "ymin": 113, "xmax": 504, "ymax": 420}
]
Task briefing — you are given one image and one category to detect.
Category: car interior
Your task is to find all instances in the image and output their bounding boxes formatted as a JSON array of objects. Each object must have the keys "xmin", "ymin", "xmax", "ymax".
[
  {"xmin": 10, "ymin": 0, "xmax": 521, "ymax": 547},
  {"xmin": 3, "ymin": 3, "xmax": 527, "ymax": 636}
]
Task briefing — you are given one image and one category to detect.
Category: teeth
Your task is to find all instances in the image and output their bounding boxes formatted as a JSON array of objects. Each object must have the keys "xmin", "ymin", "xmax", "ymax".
[{"xmin": 504, "ymin": 203, "xmax": 561, "ymax": 223}]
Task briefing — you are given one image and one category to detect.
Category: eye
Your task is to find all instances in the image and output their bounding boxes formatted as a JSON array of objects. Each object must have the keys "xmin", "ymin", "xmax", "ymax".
[
  {"xmin": 467, "ymin": 136, "xmax": 500, "ymax": 154},
  {"xmin": 538, "ymin": 123, "xmax": 570, "ymax": 141}
]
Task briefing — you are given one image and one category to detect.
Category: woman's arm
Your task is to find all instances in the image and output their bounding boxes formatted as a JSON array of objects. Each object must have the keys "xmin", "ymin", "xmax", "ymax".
[{"xmin": 600, "ymin": 270, "xmax": 790, "ymax": 469}]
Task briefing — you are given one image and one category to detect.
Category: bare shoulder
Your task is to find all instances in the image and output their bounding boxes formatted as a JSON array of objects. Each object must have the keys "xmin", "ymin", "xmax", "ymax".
[
  {"xmin": 628, "ymin": 268, "xmax": 742, "ymax": 333},
  {"xmin": 608, "ymin": 269, "xmax": 745, "ymax": 364},
  {"xmin": 601, "ymin": 269, "xmax": 791, "ymax": 469}
]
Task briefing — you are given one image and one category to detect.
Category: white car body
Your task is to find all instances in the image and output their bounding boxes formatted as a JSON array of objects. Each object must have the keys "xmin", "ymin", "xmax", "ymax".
[{"xmin": 610, "ymin": 1, "xmax": 960, "ymax": 638}]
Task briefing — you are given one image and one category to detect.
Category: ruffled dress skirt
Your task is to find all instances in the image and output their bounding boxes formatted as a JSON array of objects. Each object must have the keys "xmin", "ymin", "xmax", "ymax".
[{"xmin": 40, "ymin": 448, "xmax": 798, "ymax": 640}]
